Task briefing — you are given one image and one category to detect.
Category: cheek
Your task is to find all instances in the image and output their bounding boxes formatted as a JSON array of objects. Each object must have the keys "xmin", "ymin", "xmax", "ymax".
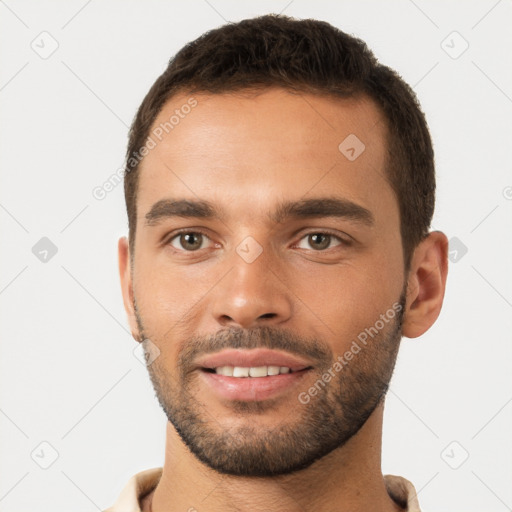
[
  {"xmin": 289, "ymin": 256, "xmax": 401, "ymax": 352},
  {"xmin": 132, "ymin": 254, "xmax": 218, "ymax": 338}
]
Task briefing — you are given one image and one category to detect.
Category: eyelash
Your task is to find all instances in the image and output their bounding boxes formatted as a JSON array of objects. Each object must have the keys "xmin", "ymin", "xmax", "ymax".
[{"xmin": 164, "ymin": 229, "xmax": 351, "ymax": 252}]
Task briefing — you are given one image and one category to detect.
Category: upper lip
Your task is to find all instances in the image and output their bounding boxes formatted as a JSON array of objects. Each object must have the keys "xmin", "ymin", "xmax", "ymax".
[{"xmin": 195, "ymin": 349, "xmax": 313, "ymax": 372}]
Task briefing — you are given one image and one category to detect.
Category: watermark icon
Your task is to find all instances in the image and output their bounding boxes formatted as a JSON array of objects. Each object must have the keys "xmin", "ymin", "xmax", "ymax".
[
  {"xmin": 338, "ymin": 134, "xmax": 365, "ymax": 161},
  {"xmin": 236, "ymin": 236, "xmax": 263, "ymax": 263},
  {"xmin": 298, "ymin": 302, "xmax": 403, "ymax": 404},
  {"xmin": 92, "ymin": 97, "xmax": 198, "ymax": 200},
  {"xmin": 133, "ymin": 338, "xmax": 161, "ymax": 366},
  {"xmin": 30, "ymin": 31, "xmax": 59, "ymax": 59},
  {"xmin": 448, "ymin": 236, "xmax": 468, "ymax": 263},
  {"xmin": 440, "ymin": 440, "xmax": 469, "ymax": 469},
  {"xmin": 31, "ymin": 441, "xmax": 59, "ymax": 469},
  {"xmin": 441, "ymin": 31, "xmax": 469, "ymax": 60},
  {"xmin": 32, "ymin": 237, "xmax": 58, "ymax": 263},
  {"xmin": 503, "ymin": 186, "xmax": 512, "ymax": 200}
]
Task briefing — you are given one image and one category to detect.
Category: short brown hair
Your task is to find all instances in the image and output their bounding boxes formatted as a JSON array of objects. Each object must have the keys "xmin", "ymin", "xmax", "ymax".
[{"xmin": 124, "ymin": 14, "xmax": 435, "ymax": 270}]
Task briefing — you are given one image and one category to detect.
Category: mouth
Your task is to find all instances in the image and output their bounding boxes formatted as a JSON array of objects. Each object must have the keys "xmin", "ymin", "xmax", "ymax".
[
  {"xmin": 195, "ymin": 348, "xmax": 314, "ymax": 374},
  {"xmin": 201, "ymin": 365, "xmax": 312, "ymax": 377},
  {"xmin": 199, "ymin": 366, "xmax": 313, "ymax": 402},
  {"xmin": 195, "ymin": 349, "xmax": 314, "ymax": 401}
]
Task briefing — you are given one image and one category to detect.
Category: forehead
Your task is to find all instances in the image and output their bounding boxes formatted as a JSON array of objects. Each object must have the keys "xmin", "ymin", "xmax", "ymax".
[{"xmin": 136, "ymin": 87, "xmax": 396, "ymax": 227}]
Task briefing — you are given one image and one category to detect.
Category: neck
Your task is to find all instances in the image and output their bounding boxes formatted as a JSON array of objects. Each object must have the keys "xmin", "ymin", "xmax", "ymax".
[{"xmin": 147, "ymin": 402, "xmax": 404, "ymax": 512}]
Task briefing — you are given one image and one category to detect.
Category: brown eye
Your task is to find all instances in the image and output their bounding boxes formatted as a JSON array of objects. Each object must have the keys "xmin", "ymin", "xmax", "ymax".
[
  {"xmin": 297, "ymin": 232, "xmax": 344, "ymax": 251},
  {"xmin": 308, "ymin": 233, "xmax": 331, "ymax": 250},
  {"xmin": 169, "ymin": 232, "xmax": 207, "ymax": 251}
]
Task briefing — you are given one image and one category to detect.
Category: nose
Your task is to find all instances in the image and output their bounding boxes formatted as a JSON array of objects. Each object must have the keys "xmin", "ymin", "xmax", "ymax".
[{"xmin": 211, "ymin": 245, "xmax": 293, "ymax": 330}]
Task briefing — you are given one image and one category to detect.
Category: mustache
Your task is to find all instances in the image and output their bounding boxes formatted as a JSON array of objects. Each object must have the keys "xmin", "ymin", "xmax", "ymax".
[{"xmin": 177, "ymin": 325, "xmax": 333, "ymax": 371}]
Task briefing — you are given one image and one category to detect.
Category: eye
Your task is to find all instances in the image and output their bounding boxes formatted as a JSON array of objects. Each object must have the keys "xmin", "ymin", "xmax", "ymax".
[
  {"xmin": 296, "ymin": 232, "xmax": 347, "ymax": 251},
  {"xmin": 168, "ymin": 231, "xmax": 211, "ymax": 251}
]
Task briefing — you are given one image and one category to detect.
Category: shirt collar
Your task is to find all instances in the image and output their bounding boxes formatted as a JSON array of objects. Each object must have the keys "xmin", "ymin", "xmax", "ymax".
[{"xmin": 104, "ymin": 468, "xmax": 421, "ymax": 511}]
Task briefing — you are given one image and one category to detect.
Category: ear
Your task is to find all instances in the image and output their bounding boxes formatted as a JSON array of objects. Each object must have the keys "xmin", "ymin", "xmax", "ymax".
[
  {"xmin": 118, "ymin": 236, "xmax": 142, "ymax": 341},
  {"xmin": 402, "ymin": 231, "xmax": 449, "ymax": 338}
]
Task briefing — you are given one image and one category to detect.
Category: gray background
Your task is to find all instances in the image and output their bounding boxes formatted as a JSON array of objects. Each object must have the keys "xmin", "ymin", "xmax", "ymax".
[{"xmin": 1, "ymin": 0, "xmax": 511, "ymax": 510}]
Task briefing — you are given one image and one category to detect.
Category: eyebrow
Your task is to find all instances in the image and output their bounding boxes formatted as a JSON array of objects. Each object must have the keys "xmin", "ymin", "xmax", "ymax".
[{"xmin": 144, "ymin": 197, "xmax": 374, "ymax": 227}]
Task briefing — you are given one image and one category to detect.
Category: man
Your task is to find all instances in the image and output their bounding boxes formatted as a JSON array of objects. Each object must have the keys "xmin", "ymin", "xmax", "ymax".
[{"xmin": 107, "ymin": 13, "xmax": 448, "ymax": 512}]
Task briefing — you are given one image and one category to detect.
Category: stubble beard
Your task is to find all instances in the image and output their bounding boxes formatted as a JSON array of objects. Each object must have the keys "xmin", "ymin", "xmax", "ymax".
[{"xmin": 135, "ymin": 292, "xmax": 406, "ymax": 477}]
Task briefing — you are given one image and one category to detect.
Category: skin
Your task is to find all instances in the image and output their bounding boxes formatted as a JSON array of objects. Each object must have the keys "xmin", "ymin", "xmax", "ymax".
[{"xmin": 118, "ymin": 87, "xmax": 448, "ymax": 512}]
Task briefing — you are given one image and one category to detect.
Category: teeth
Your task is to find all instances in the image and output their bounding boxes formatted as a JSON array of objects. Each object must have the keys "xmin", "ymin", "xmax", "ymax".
[
  {"xmin": 249, "ymin": 366, "xmax": 267, "ymax": 377},
  {"xmin": 214, "ymin": 365, "xmax": 292, "ymax": 377},
  {"xmin": 267, "ymin": 366, "xmax": 280, "ymax": 376},
  {"xmin": 233, "ymin": 366, "xmax": 249, "ymax": 377}
]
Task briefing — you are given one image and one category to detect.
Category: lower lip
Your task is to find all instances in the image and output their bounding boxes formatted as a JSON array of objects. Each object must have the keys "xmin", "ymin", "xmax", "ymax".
[{"xmin": 199, "ymin": 369, "xmax": 311, "ymax": 402}]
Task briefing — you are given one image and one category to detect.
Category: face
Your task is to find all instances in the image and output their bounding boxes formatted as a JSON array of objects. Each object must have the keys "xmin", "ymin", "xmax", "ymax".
[{"xmin": 123, "ymin": 87, "xmax": 408, "ymax": 476}]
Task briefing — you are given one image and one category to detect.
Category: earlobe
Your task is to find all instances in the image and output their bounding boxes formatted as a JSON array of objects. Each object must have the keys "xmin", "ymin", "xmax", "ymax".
[
  {"xmin": 118, "ymin": 236, "xmax": 141, "ymax": 341},
  {"xmin": 402, "ymin": 231, "xmax": 449, "ymax": 339}
]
